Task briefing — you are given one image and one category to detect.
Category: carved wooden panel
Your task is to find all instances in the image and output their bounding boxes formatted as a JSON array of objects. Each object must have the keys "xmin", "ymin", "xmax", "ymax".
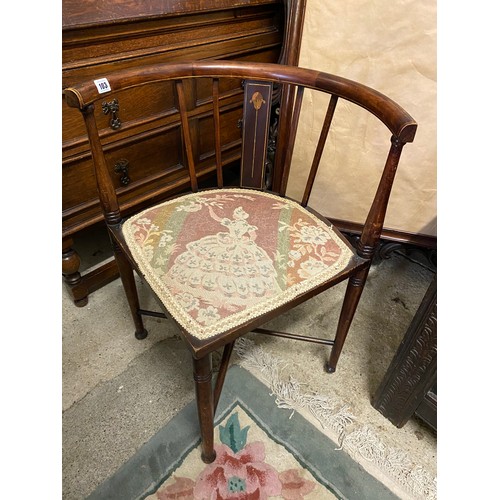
[{"xmin": 372, "ymin": 275, "xmax": 437, "ymax": 430}]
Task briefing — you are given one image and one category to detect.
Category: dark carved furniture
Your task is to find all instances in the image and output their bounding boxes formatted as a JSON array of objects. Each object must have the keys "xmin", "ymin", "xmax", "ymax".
[
  {"xmin": 62, "ymin": 0, "xmax": 306, "ymax": 306},
  {"xmin": 64, "ymin": 60, "xmax": 417, "ymax": 462},
  {"xmin": 372, "ymin": 274, "xmax": 437, "ymax": 431}
]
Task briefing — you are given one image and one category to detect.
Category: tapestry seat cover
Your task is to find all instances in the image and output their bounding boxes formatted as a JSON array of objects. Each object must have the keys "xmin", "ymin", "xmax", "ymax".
[{"xmin": 123, "ymin": 189, "xmax": 355, "ymax": 340}]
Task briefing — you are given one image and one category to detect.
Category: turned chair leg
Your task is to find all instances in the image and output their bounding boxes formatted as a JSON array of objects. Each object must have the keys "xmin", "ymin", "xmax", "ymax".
[
  {"xmin": 193, "ymin": 354, "xmax": 216, "ymax": 464},
  {"xmin": 112, "ymin": 240, "xmax": 148, "ymax": 340},
  {"xmin": 326, "ymin": 267, "xmax": 370, "ymax": 373}
]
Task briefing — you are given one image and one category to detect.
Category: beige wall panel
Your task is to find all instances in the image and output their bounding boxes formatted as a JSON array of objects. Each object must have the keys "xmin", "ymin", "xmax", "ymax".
[{"xmin": 286, "ymin": 0, "xmax": 437, "ymax": 236}]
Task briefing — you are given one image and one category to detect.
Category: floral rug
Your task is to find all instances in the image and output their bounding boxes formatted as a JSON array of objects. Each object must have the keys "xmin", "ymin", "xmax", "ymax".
[
  {"xmin": 87, "ymin": 366, "xmax": 399, "ymax": 500},
  {"xmin": 148, "ymin": 405, "xmax": 334, "ymax": 499}
]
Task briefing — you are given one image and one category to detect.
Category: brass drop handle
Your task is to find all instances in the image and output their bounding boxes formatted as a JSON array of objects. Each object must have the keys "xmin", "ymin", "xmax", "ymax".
[
  {"xmin": 102, "ymin": 98, "xmax": 121, "ymax": 130},
  {"xmin": 114, "ymin": 159, "xmax": 130, "ymax": 185}
]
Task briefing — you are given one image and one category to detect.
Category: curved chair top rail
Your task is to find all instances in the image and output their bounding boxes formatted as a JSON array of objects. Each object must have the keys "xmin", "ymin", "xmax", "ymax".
[{"xmin": 64, "ymin": 60, "xmax": 417, "ymax": 143}]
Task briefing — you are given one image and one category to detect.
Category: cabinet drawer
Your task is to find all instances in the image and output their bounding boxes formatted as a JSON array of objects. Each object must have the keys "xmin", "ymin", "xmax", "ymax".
[
  {"xmin": 63, "ymin": 80, "xmax": 178, "ymax": 152},
  {"xmin": 63, "ymin": 127, "xmax": 183, "ymax": 213}
]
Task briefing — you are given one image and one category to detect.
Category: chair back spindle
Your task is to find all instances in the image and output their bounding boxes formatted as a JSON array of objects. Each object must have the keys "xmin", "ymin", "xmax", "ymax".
[
  {"xmin": 175, "ymin": 79, "xmax": 198, "ymax": 193},
  {"xmin": 212, "ymin": 78, "xmax": 224, "ymax": 188},
  {"xmin": 279, "ymin": 85, "xmax": 304, "ymax": 196},
  {"xmin": 301, "ymin": 94, "xmax": 339, "ymax": 206},
  {"xmin": 273, "ymin": 84, "xmax": 295, "ymax": 192}
]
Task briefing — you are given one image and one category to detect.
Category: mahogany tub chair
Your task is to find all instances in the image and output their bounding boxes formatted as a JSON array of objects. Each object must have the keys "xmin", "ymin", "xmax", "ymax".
[{"xmin": 64, "ymin": 60, "xmax": 417, "ymax": 463}]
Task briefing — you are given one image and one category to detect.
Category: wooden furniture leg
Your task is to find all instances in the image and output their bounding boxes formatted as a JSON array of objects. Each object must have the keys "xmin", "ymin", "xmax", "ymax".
[
  {"xmin": 62, "ymin": 236, "xmax": 88, "ymax": 307},
  {"xmin": 193, "ymin": 354, "xmax": 216, "ymax": 464},
  {"xmin": 63, "ymin": 235, "xmax": 120, "ymax": 307},
  {"xmin": 326, "ymin": 267, "xmax": 370, "ymax": 373},
  {"xmin": 112, "ymin": 240, "xmax": 148, "ymax": 340}
]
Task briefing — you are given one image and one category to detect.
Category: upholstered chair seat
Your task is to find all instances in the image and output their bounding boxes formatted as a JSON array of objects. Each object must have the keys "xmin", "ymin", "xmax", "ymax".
[{"xmin": 123, "ymin": 188, "xmax": 356, "ymax": 340}]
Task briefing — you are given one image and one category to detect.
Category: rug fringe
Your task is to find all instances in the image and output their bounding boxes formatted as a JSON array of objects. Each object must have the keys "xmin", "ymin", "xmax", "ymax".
[
  {"xmin": 234, "ymin": 338, "xmax": 437, "ymax": 500},
  {"xmin": 235, "ymin": 338, "xmax": 355, "ymax": 444},
  {"xmin": 343, "ymin": 426, "xmax": 437, "ymax": 500}
]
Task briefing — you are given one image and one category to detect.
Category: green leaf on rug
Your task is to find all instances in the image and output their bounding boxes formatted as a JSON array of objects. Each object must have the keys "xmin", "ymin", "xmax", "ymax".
[{"xmin": 219, "ymin": 412, "xmax": 249, "ymax": 453}]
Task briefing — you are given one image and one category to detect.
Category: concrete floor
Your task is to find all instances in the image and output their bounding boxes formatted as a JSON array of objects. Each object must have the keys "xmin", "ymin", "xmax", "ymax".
[{"xmin": 62, "ymin": 225, "xmax": 436, "ymax": 499}]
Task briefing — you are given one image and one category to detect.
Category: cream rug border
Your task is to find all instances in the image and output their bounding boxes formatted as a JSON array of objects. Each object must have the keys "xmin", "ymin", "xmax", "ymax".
[{"xmin": 234, "ymin": 338, "xmax": 437, "ymax": 500}]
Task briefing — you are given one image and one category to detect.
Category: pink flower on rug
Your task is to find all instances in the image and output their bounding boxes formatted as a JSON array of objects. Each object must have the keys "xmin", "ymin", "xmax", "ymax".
[
  {"xmin": 278, "ymin": 469, "xmax": 316, "ymax": 499},
  {"xmin": 193, "ymin": 442, "xmax": 282, "ymax": 499},
  {"xmin": 156, "ymin": 476, "xmax": 194, "ymax": 499}
]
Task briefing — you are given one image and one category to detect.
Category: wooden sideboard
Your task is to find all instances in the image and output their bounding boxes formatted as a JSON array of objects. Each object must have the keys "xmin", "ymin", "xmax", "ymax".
[{"xmin": 62, "ymin": 0, "xmax": 306, "ymax": 305}]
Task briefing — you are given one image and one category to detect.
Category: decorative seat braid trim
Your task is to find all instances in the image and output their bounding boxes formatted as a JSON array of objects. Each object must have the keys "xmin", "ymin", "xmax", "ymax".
[{"xmin": 123, "ymin": 188, "xmax": 355, "ymax": 341}]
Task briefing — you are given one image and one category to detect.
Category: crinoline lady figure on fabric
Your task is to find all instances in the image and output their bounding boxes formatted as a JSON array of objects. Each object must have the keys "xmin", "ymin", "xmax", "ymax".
[{"xmin": 167, "ymin": 204, "xmax": 281, "ymax": 317}]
